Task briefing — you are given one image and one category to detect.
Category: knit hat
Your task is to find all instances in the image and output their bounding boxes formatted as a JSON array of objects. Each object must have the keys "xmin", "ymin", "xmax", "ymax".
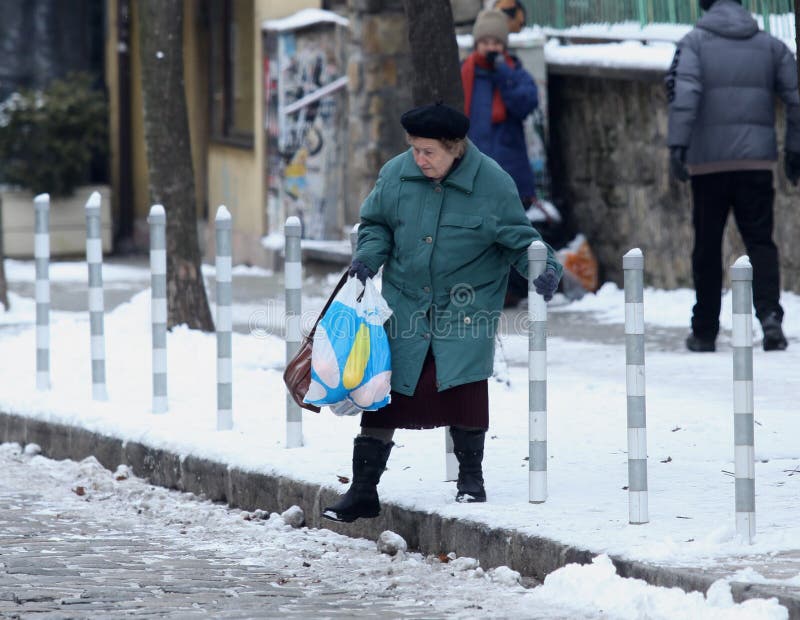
[
  {"xmin": 400, "ymin": 102, "xmax": 470, "ymax": 140},
  {"xmin": 472, "ymin": 10, "xmax": 509, "ymax": 47},
  {"xmin": 700, "ymin": 0, "xmax": 741, "ymax": 9}
]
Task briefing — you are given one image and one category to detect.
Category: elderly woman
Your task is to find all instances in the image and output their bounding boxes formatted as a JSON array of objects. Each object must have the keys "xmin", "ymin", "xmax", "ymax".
[{"xmin": 323, "ymin": 102, "xmax": 561, "ymax": 523}]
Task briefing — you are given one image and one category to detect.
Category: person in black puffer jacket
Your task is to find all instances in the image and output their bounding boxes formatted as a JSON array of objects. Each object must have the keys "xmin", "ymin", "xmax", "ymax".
[{"xmin": 666, "ymin": 0, "xmax": 800, "ymax": 352}]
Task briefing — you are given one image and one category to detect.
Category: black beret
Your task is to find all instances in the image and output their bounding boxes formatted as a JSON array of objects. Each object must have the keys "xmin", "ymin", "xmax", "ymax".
[{"xmin": 400, "ymin": 102, "xmax": 470, "ymax": 140}]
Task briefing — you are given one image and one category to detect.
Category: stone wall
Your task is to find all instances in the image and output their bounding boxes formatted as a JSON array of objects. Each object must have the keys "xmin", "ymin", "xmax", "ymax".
[
  {"xmin": 345, "ymin": 0, "xmax": 480, "ymax": 223},
  {"xmin": 548, "ymin": 66, "xmax": 800, "ymax": 292},
  {"xmin": 345, "ymin": 0, "xmax": 414, "ymax": 224}
]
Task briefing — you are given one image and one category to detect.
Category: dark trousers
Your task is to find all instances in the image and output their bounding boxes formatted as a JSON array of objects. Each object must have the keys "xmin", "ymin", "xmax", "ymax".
[{"xmin": 689, "ymin": 170, "xmax": 782, "ymax": 340}]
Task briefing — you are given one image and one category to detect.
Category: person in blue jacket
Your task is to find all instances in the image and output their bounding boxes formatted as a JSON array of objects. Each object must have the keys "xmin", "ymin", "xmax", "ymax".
[{"xmin": 462, "ymin": 9, "xmax": 540, "ymax": 306}]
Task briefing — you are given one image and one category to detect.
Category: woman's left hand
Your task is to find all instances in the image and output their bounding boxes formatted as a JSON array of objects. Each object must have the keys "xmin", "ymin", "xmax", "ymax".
[
  {"xmin": 533, "ymin": 268, "xmax": 559, "ymax": 302},
  {"xmin": 348, "ymin": 259, "xmax": 375, "ymax": 284}
]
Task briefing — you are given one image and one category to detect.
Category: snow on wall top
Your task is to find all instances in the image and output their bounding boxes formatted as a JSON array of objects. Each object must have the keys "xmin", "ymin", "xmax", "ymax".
[
  {"xmin": 262, "ymin": 8, "xmax": 349, "ymax": 32},
  {"xmin": 458, "ymin": 19, "xmax": 795, "ymax": 72},
  {"xmin": 545, "ymin": 39, "xmax": 676, "ymax": 71}
]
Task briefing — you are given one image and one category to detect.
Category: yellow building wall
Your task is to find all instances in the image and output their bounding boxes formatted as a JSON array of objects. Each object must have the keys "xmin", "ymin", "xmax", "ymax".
[
  {"xmin": 206, "ymin": 0, "xmax": 320, "ymax": 265},
  {"xmin": 104, "ymin": 0, "xmax": 120, "ymax": 234},
  {"xmin": 108, "ymin": 0, "xmax": 321, "ymax": 262},
  {"xmin": 106, "ymin": 0, "xmax": 210, "ymax": 246}
]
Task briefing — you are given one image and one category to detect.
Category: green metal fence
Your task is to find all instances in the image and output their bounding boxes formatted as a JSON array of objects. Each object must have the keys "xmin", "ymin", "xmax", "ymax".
[{"xmin": 524, "ymin": 0, "xmax": 795, "ymax": 35}]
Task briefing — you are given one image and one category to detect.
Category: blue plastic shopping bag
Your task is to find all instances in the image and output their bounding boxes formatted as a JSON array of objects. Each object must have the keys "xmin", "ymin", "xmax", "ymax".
[{"xmin": 303, "ymin": 277, "xmax": 392, "ymax": 412}]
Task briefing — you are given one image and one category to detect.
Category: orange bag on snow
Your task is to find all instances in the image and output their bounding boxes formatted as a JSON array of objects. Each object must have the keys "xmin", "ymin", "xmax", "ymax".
[{"xmin": 557, "ymin": 234, "xmax": 599, "ymax": 293}]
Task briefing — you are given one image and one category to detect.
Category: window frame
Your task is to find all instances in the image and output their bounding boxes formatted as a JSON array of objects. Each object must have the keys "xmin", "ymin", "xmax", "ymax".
[{"xmin": 208, "ymin": 0, "xmax": 255, "ymax": 149}]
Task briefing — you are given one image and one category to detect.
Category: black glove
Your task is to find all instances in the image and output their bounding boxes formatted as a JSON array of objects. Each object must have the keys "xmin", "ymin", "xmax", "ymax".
[
  {"xmin": 669, "ymin": 146, "xmax": 689, "ymax": 182},
  {"xmin": 533, "ymin": 268, "xmax": 559, "ymax": 302},
  {"xmin": 485, "ymin": 51, "xmax": 499, "ymax": 69},
  {"xmin": 348, "ymin": 259, "xmax": 375, "ymax": 284},
  {"xmin": 784, "ymin": 150, "xmax": 800, "ymax": 186}
]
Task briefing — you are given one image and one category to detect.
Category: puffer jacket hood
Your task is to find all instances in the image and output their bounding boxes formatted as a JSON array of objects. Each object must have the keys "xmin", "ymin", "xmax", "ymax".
[
  {"xmin": 696, "ymin": 0, "xmax": 758, "ymax": 39},
  {"xmin": 666, "ymin": 0, "xmax": 800, "ymax": 171}
]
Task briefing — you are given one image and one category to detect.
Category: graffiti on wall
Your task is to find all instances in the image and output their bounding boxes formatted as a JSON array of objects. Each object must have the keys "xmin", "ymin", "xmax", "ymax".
[{"xmin": 265, "ymin": 25, "xmax": 347, "ymax": 240}]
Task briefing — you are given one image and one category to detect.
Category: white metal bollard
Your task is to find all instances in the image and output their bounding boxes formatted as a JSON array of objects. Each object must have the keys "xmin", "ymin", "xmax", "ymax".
[
  {"xmin": 528, "ymin": 240, "xmax": 548, "ymax": 503},
  {"xmin": 285, "ymin": 217, "xmax": 303, "ymax": 448},
  {"xmin": 216, "ymin": 206, "xmax": 233, "ymax": 431},
  {"xmin": 349, "ymin": 223, "xmax": 359, "ymax": 255},
  {"xmin": 148, "ymin": 205, "xmax": 168, "ymax": 414},
  {"xmin": 85, "ymin": 191, "xmax": 107, "ymax": 400},
  {"xmin": 731, "ymin": 255, "xmax": 755, "ymax": 543},
  {"xmin": 623, "ymin": 248, "xmax": 649, "ymax": 524},
  {"xmin": 34, "ymin": 193, "xmax": 50, "ymax": 391}
]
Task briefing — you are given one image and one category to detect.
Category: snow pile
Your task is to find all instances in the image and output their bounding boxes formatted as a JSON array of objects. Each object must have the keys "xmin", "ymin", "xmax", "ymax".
[
  {"xmin": 281, "ymin": 505, "xmax": 305, "ymax": 528},
  {"xmin": 530, "ymin": 555, "xmax": 787, "ymax": 620},
  {"xmin": 377, "ymin": 530, "xmax": 408, "ymax": 556}
]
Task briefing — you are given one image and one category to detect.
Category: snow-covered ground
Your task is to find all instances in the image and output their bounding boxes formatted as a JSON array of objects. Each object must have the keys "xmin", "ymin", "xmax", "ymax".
[
  {"xmin": 0, "ymin": 442, "xmax": 786, "ymax": 619},
  {"xmin": 0, "ymin": 260, "xmax": 798, "ymax": 617}
]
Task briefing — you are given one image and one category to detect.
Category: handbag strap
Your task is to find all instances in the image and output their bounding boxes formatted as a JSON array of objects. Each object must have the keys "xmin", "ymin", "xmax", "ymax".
[{"xmin": 307, "ymin": 270, "xmax": 350, "ymax": 340}]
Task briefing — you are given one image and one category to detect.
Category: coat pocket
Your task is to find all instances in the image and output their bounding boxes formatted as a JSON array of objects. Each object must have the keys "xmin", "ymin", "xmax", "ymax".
[{"xmin": 439, "ymin": 213, "xmax": 483, "ymax": 229}]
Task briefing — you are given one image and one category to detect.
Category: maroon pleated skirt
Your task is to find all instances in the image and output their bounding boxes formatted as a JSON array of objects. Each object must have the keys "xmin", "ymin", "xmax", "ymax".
[{"xmin": 360, "ymin": 348, "xmax": 488, "ymax": 430}]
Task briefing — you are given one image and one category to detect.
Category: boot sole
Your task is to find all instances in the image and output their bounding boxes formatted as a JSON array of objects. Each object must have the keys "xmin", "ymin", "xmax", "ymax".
[
  {"xmin": 322, "ymin": 507, "xmax": 380, "ymax": 523},
  {"xmin": 456, "ymin": 493, "xmax": 486, "ymax": 503}
]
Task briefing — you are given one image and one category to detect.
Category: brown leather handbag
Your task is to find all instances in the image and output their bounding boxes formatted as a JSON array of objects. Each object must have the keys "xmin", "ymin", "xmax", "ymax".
[{"xmin": 283, "ymin": 271, "xmax": 350, "ymax": 413}]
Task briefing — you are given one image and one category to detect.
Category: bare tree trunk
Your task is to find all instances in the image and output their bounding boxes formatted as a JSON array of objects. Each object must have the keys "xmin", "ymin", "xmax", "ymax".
[
  {"xmin": 0, "ymin": 195, "xmax": 8, "ymax": 310},
  {"xmin": 402, "ymin": 0, "xmax": 464, "ymax": 110},
  {"xmin": 795, "ymin": 1, "xmax": 800, "ymax": 92},
  {"xmin": 137, "ymin": 0, "xmax": 213, "ymax": 331}
]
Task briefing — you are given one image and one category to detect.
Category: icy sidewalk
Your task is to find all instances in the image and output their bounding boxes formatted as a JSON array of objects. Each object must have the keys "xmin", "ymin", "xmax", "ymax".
[{"xmin": 0, "ymin": 258, "xmax": 799, "ymax": 615}]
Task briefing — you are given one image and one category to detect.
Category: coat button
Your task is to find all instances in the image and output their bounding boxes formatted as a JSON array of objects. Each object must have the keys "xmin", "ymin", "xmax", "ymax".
[
  {"xmin": 434, "ymin": 186, "xmax": 442, "ymax": 193},
  {"xmin": 424, "ymin": 236, "xmax": 433, "ymax": 244},
  {"xmin": 423, "ymin": 285, "xmax": 430, "ymax": 293},
  {"xmin": 422, "ymin": 333, "xmax": 431, "ymax": 340},
  {"xmin": 463, "ymin": 316, "xmax": 472, "ymax": 325}
]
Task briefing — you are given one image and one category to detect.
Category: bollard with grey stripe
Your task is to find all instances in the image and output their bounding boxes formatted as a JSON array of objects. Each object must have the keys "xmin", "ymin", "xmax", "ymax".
[
  {"xmin": 216, "ymin": 206, "xmax": 233, "ymax": 431},
  {"xmin": 85, "ymin": 191, "xmax": 108, "ymax": 400},
  {"xmin": 731, "ymin": 255, "xmax": 755, "ymax": 543},
  {"xmin": 148, "ymin": 205, "xmax": 168, "ymax": 414},
  {"xmin": 528, "ymin": 240, "xmax": 548, "ymax": 503},
  {"xmin": 285, "ymin": 217, "xmax": 303, "ymax": 448},
  {"xmin": 34, "ymin": 193, "xmax": 50, "ymax": 391},
  {"xmin": 349, "ymin": 222, "xmax": 359, "ymax": 256},
  {"xmin": 623, "ymin": 248, "xmax": 649, "ymax": 524}
]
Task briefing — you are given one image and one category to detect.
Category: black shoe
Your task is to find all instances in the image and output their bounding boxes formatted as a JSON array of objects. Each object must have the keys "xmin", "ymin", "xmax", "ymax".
[
  {"xmin": 450, "ymin": 427, "xmax": 487, "ymax": 503},
  {"xmin": 686, "ymin": 334, "xmax": 715, "ymax": 352},
  {"xmin": 323, "ymin": 436, "xmax": 393, "ymax": 523},
  {"xmin": 761, "ymin": 313, "xmax": 788, "ymax": 351}
]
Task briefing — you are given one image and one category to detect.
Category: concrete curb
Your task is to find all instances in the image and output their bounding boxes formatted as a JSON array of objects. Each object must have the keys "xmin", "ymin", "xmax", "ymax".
[{"xmin": 3, "ymin": 411, "xmax": 798, "ymax": 617}]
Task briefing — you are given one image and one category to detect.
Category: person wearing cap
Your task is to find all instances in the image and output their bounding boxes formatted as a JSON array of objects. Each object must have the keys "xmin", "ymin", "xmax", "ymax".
[
  {"xmin": 462, "ymin": 9, "xmax": 540, "ymax": 308},
  {"xmin": 493, "ymin": 0, "xmax": 527, "ymax": 34},
  {"xmin": 323, "ymin": 102, "xmax": 562, "ymax": 523}
]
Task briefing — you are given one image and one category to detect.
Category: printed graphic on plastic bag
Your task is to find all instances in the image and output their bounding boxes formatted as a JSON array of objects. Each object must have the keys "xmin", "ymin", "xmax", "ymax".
[{"xmin": 304, "ymin": 277, "xmax": 393, "ymax": 412}]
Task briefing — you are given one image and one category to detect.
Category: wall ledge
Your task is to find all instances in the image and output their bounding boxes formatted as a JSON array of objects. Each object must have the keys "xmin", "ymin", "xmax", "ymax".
[{"xmin": 548, "ymin": 62, "xmax": 665, "ymax": 83}]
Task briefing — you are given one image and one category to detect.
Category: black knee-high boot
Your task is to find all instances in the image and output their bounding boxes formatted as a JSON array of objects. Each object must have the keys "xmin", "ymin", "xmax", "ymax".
[
  {"xmin": 450, "ymin": 427, "xmax": 486, "ymax": 503},
  {"xmin": 323, "ymin": 436, "xmax": 393, "ymax": 523}
]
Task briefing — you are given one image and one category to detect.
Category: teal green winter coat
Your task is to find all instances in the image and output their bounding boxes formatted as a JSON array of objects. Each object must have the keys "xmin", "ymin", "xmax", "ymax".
[{"xmin": 355, "ymin": 140, "xmax": 562, "ymax": 396}]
